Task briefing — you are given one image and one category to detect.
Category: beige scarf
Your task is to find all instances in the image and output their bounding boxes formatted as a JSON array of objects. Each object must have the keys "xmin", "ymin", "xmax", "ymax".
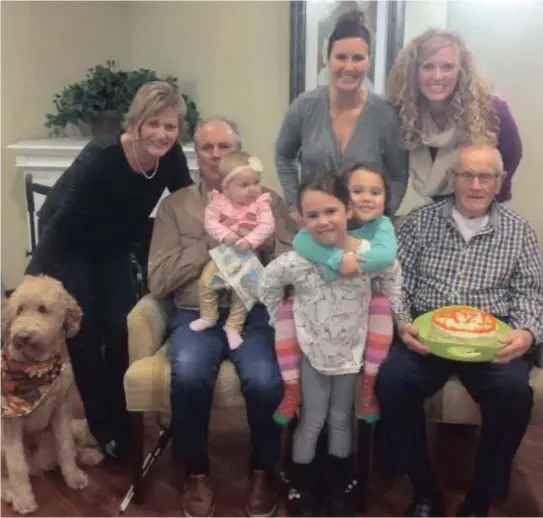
[{"xmin": 409, "ymin": 112, "xmax": 460, "ymax": 198}]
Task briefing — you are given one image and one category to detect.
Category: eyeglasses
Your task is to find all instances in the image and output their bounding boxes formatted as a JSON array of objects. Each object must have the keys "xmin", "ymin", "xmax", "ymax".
[{"xmin": 453, "ymin": 171, "xmax": 501, "ymax": 185}]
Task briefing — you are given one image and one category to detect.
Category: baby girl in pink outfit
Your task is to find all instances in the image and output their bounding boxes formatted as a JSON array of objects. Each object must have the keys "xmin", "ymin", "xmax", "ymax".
[{"xmin": 190, "ymin": 151, "xmax": 275, "ymax": 349}]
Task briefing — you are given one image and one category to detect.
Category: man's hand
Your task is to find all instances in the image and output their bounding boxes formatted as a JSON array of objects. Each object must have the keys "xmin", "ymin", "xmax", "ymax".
[
  {"xmin": 288, "ymin": 210, "xmax": 304, "ymax": 230},
  {"xmin": 398, "ymin": 322, "xmax": 430, "ymax": 355},
  {"xmin": 494, "ymin": 329, "xmax": 534, "ymax": 364},
  {"xmin": 235, "ymin": 238, "xmax": 252, "ymax": 252},
  {"xmin": 339, "ymin": 253, "xmax": 363, "ymax": 277},
  {"xmin": 223, "ymin": 232, "xmax": 241, "ymax": 246}
]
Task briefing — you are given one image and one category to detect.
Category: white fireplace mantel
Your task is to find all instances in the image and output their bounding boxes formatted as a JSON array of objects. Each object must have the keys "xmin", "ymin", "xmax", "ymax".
[
  {"xmin": 9, "ymin": 138, "xmax": 96, "ymax": 171},
  {"xmin": 8, "ymin": 138, "xmax": 197, "ymax": 175},
  {"xmin": 8, "ymin": 138, "xmax": 198, "ymax": 252}
]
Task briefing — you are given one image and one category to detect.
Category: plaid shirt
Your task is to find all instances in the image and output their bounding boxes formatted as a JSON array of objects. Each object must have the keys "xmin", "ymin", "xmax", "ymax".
[{"xmin": 396, "ymin": 199, "xmax": 543, "ymax": 344}]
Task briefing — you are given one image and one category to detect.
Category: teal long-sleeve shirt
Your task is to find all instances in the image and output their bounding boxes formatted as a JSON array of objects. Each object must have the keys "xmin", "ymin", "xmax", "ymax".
[{"xmin": 293, "ymin": 215, "xmax": 397, "ymax": 281}]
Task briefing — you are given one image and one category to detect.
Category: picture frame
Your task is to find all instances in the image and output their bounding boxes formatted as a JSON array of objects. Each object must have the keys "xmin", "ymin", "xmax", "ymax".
[{"xmin": 289, "ymin": 0, "xmax": 406, "ymax": 102}]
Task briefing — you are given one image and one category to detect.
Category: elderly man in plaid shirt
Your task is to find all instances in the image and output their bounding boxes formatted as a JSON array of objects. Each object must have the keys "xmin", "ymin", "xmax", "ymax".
[{"xmin": 376, "ymin": 144, "xmax": 543, "ymax": 518}]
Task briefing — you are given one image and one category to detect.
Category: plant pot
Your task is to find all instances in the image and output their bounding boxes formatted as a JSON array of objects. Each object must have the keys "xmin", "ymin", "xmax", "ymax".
[{"xmin": 90, "ymin": 110, "xmax": 123, "ymax": 136}]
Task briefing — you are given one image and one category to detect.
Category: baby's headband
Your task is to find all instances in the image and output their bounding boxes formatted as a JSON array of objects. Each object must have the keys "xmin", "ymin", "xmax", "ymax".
[{"xmin": 222, "ymin": 156, "xmax": 264, "ymax": 186}]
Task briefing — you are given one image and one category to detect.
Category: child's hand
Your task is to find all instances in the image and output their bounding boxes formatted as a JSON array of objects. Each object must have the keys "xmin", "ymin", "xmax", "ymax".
[
  {"xmin": 223, "ymin": 232, "xmax": 241, "ymax": 246},
  {"xmin": 235, "ymin": 239, "xmax": 252, "ymax": 252},
  {"xmin": 340, "ymin": 253, "xmax": 363, "ymax": 277}
]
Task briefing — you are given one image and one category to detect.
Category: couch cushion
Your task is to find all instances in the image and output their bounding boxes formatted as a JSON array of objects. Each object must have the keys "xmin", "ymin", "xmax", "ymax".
[
  {"xmin": 427, "ymin": 368, "xmax": 543, "ymax": 426},
  {"xmin": 124, "ymin": 341, "xmax": 245, "ymax": 412}
]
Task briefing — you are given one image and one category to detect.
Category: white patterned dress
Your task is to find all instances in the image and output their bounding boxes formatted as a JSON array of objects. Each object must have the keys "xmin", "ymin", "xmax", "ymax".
[{"xmin": 259, "ymin": 251, "xmax": 404, "ymax": 375}]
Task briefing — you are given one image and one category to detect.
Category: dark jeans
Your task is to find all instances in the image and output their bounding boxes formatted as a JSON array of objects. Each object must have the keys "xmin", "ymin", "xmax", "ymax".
[
  {"xmin": 169, "ymin": 305, "xmax": 283, "ymax": 475},
  {"xmin": 26, "ymin": 245, "xmax": 137, "ymax": 447},
  {"xmin": 375, "ymin": 338, "xmax": 533, "ymax": 502}
]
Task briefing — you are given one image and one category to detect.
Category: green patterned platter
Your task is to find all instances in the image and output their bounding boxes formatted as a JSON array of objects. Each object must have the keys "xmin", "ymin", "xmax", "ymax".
[{"xmin": 412, "ymin": 306, "xmax": 510, "ymax": 362}]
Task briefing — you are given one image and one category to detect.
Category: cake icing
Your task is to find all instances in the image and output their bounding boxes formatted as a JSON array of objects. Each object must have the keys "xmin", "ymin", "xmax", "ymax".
[{"xmin": 430, "ymin": 306, "xmax": 497, "ymax": 345}]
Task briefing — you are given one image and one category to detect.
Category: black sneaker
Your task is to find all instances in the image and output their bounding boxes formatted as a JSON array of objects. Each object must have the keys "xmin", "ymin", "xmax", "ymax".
[
  {"xmin": 325, "ymin": 455, "xmax": 357, "ymax": 517},
  {"xmin": 284, "ymin": 462, "xmax": 318, "ymax": 517}
]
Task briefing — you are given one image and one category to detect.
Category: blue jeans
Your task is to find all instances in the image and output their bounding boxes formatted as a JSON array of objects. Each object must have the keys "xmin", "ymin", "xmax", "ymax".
[
  {"xmin": 169, "ymin": 304, "xmax": 283, "ymax": 474},
  {"xmin": 376, "ymin": 338, "xmax": 532, "ymax": 501}
]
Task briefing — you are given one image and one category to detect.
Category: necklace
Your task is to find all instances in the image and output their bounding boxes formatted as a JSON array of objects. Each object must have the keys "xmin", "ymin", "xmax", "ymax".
[{"xmin": 132, "ymin": 138, "xmax": 160, "ymax": 180}]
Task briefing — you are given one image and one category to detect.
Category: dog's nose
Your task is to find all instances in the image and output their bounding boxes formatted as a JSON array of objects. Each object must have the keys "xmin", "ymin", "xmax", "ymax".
[{"xmin": 13, "ymin": 331, "xmax": 33, "ymax": 348}]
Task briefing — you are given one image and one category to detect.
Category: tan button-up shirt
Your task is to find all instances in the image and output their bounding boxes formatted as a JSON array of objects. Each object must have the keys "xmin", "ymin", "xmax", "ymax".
[{"xmin": 148, "ymin": 180, "xmax": 296, "ymax": 310}]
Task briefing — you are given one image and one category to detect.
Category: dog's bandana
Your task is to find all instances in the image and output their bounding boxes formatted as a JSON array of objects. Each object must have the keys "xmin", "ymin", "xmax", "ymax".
[{"xmin": 1, "ymin": 349, "xmax": 65, "ymax": 419}]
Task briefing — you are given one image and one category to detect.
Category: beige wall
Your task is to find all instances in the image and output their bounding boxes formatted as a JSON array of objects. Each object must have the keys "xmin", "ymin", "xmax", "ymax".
[
  {"xmin": 127, "ymin": 0, "xmax": 291, "ymax": 194},
  {"xmin": 1, "ymin": 1, "xmax": 130, "ymax": 289},
  {"xmin": 403, "ymin": 0, "xmax": 447, "ymax": 42}
]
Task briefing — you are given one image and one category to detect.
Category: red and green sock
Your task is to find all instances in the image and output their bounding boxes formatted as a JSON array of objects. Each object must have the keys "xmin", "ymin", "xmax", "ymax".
[
  {"xmin": 273, "ymin": 297, "xmax": 302, "ymax": 426},
  {"xmin": 357, "ymin": 292, "xmax": 394, "ymax": 423}
]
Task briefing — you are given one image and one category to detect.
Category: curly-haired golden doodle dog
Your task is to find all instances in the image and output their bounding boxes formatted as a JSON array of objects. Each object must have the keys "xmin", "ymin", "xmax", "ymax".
[{"xmin": 1, "ymin": 275, "xmax": 104, "ymax": 515}]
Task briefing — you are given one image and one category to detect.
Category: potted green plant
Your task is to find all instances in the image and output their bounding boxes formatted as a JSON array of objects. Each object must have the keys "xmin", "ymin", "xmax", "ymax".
[{"xmin": 44, "ymin": 60, "xmax": 200, "ymax": 142}]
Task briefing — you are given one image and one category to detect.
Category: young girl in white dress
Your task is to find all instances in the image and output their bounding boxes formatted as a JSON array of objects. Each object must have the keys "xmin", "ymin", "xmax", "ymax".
[{"xmin": 259, "ymin": 171, "xmax": 404, "ymax": 516}]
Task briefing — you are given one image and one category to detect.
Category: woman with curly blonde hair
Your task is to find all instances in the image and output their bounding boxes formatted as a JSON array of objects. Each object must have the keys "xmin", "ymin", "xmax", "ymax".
[{"xmin": 387, "ymin": 28, "xmax": 522, "ymax": 205}]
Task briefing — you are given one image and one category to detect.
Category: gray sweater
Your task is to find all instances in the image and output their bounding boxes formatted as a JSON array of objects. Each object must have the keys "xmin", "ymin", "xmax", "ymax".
[{"xmin": 275, "ymin": 86, "xmax": 409, "ymax": 214}]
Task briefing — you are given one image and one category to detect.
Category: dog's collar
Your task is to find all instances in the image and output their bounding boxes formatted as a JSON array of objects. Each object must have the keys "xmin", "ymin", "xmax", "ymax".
[{"xmin": 1, "ymin": 349, "xmax": 65, "ymax": 419}]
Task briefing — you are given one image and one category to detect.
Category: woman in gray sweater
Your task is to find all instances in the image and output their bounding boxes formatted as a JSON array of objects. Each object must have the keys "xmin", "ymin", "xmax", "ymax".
[{"xmin": 276, "ymin": 11, "xmax": 409, "ymax": 225}]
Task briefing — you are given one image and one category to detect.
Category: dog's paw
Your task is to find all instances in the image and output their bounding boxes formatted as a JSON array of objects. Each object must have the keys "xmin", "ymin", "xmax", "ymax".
[
  {"xmin": 78, "ymin": 447, "xmax": 104, "ymax": 466},
  {"xmin": 11, "ymin": 491, "xmax": 38, "ymax": 516},
  {"xmin": 63, "ymin": 467, "xmax": 88, "ymax": 490}
]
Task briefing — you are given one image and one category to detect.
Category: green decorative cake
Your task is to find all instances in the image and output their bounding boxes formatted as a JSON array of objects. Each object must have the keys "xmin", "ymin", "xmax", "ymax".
[{"xmin": 413, "ymin": 305, "xmax": 509, "ymax": 362}]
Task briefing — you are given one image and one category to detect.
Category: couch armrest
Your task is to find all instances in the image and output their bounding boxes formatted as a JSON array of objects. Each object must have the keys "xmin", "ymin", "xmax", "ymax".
[{"xmin": 127, "ymin": 294, "xmax": 174, "ymax": 364}]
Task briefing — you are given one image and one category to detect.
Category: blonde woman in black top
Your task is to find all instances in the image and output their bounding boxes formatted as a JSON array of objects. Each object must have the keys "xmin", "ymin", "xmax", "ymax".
[{"xmin": 26, "ymin": 81, "xmax": 192, "ymax": 460}]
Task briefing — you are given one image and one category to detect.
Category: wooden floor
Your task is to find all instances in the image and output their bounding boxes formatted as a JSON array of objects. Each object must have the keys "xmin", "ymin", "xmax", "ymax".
[{"xmin": 2, "ymin": 407, "xmax": 542, "ymax": 517}]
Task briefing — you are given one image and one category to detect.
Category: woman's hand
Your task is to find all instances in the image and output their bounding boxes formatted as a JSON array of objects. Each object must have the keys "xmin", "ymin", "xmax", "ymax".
[{"xmin": 223, "ymin": 232, "xmax": 241, "ymax": 246}]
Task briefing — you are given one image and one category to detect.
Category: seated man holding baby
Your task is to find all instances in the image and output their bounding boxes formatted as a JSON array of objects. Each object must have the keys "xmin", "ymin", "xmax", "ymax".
[
  {"xmin": 147, "ymin": 117, "xmax": 295, "ymax": 517},
  {"xmin": 376, "ymin": 143, "xmax": 543, "ymax": 518}
]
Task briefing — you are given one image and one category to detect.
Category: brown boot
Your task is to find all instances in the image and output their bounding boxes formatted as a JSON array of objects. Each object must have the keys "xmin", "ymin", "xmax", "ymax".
[
  {"xmin": 182, "ymin": 474, "xmax": 215, "ymax": 517},
  {"xmin": 245, "ymin": 470, "xmax": 276, "ymax": 517}
]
